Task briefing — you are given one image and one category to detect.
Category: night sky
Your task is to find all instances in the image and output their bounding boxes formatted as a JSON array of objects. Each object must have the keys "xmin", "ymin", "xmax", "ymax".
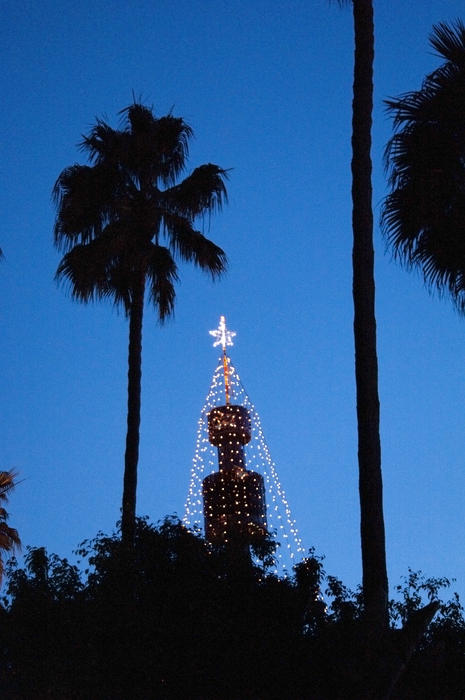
[{"xmin": 2, "ymin": 0, "xmax": 465, "ymax": 602}]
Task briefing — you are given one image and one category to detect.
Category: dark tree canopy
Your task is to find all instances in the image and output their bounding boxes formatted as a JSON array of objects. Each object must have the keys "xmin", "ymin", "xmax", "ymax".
[{"xmin": 1, "ymin": 518, "xmax": 464, "ymax": 699}]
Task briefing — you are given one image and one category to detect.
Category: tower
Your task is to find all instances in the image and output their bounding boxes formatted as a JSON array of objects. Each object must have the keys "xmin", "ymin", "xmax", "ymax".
[
  {"xmin": 184, "ymin": 315, "xmax": 305, "ymax": 573},
  {"xmin": 202, "ymin": 317, "xmax": 267, "ymax": 545}
]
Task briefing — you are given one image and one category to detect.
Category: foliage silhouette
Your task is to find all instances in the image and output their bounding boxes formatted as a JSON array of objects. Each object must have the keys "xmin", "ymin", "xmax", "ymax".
[
  {"xmin": 379, "ymin": 20, "xmax": 465, "ymax": 686},
  {"xmin": 0, "ymin": 471, "xmax": 20, "ymax": 585},
  {"xmin": 53, "ymin": 103, "xmax": 228, "ymax": 547},
  {"xmin": 1, "ymin": 517, "xmax": 463, "ymax": 699},
  {"xmin": 382, "ymin": 20, "xmax": 465, "ymax": 312}
]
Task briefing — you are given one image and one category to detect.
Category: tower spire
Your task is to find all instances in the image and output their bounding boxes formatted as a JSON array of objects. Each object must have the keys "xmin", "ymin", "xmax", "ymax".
[{"xmin": 209, "ymin": 315, "xmax": 236, "ymax": 405}]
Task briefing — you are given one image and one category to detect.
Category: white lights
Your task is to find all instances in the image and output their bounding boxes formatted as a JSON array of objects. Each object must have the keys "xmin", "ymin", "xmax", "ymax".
[
  {"xmin": 209, "ymin": 315, "xmax": 236, "ymax": 351},
  {"xmin": 183, "ymin": 355, "xmax": 305, "ymax": 575}
]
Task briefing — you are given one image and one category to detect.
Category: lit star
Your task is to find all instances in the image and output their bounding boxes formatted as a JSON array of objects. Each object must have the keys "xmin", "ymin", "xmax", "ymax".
[{"xmin": 209, "ymin": 315, "xmax": 236, "ymax": 351}]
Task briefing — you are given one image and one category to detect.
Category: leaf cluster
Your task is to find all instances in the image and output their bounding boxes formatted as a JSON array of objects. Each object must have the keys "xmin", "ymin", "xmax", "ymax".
[
  {"xmin": 53, "ymin": 103, "xmax": 228, "ymax": 320},
  {"xmin": 382, "ymin": 20, "xmax": 465, "ymax": 312}
]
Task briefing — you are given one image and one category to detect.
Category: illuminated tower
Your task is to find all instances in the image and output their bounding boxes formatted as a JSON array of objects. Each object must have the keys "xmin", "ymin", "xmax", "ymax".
[
  {"xmin": 184, "ymin": 316, "xmax": 305, "ymax": 573},
  {"xmin": 202, "ymin": 316, "xmax": 267, "ymax": 545}
]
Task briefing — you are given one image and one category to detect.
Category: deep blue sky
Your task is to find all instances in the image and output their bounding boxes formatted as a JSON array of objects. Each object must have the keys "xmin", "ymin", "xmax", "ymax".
[{"xmin": 2, "ymin": 0, "xmax": 465, "ymax": 601}]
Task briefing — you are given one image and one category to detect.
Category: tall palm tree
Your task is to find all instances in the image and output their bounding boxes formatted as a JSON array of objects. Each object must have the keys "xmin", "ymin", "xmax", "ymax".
[
  {"xmin": 334, "ymin": 7, "xmax": 439, "ymax": 694},
  {"xmin": 338, "ymin": 0, "xmax": 389, "ymax": 632},
  {"xmin": 0, "ymin": 471, "xmax": 21, "ymax": 585},
  {"xmin": 382, "ymin": 20, "xmax": 465, "ymax": 311},
  {"xmin": 54, "ymin": 103, "xmax": 228, "ymax": 547}
]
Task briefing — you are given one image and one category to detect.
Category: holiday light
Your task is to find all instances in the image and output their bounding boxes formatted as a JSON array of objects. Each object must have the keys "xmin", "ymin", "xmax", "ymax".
[
  {"xmin": 209, "ymin": 315, "xmax": 235, "ymax": 404},
  {"xmin": 184, "ymin": 317, "xmax": 305, "ymax": 575},
  {"xmin": 209, "ymin": 314, "xmax": 236, "ymax": 351}
]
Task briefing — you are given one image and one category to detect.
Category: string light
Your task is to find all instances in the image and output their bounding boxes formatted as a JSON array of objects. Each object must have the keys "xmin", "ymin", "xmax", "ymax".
[{"xmin": 184, "ymin": 318, "xmax": 305, "ymax": 576}]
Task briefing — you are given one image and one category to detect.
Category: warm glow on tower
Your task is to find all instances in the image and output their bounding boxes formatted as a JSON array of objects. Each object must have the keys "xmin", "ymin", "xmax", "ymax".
[{"xmin": 184, "ymin": 316, "xmax": 305, "ymax": 574}]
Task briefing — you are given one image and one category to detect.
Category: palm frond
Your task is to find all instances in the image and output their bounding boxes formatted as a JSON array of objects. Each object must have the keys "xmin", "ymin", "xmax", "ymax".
[
  {"xmin": 0, "ymin": 521, "xmax": 21, "ymax": 585},
  {"xmin": 382, "ymin": 20, "xmax": 465, "ymax": 313},
  {"xmin": 150, "ymin": 114, "xmax": 193, "ymax": 185},
  {"xmin": 56, "ymin": 235, "xmax": 119, "ymax": 303},
  {"xmin": 166, "ymin": 164, "xmax": 229, "ymax": 218},
  {"xmin": 53, "ymin": 163, "xmax": 124, "ymax": 249},
  {"xmin": 0, "ymin": 522, "xmax": 21, "ymax": 551},
  {"xmin": 0, "ymin": 471, "xmax": 18, "ymax": 503},
  {"xmin": 145, "ymin": 244, "xmax": 178, "ymax": 321},
  {"xmin": 163, "ymin": 213, "xmax": 226, "ymax": 278},
  {"xmin": 0, "ymin": 471, "xmax": 21, "ymax": 584},
  {"xmin": 80, "ymin": 119, "xmax": 127, "ymax": 165},
  {"xmin": 430, "ymin": 20, "xmax": 465, "ymax": 66},
  {"xmin": 104, "ymin": 243, "xmax": 154, "ymax": 314}
]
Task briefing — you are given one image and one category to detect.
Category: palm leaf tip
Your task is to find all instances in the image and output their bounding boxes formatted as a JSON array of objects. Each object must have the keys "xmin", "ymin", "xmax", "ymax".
[
  {"xmin": 430, "ymin": 19, "xmax": 465, "ymax": 65},
  {"xmin": 0, "ymin": 471, "xmax": 19, "ymax": 501},
  {"xmin": 197, "ymin": 237, "xmax": 227, "ymax": 278}
]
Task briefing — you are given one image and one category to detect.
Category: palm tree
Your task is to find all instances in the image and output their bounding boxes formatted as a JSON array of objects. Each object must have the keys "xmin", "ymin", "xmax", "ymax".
[
  {"xmin": 338, "ymin": 0, "xmax": 389, "ymax": 632},
  {"xmin": 0, "ymin": 471, "xmax": 21, "ymax": 584},
  {"xmin": 333, "ymin": 7, "xmax": 439, "ymax": 694},
  {"xmin": 53, "ymin": 103, "xmax": 228, "ymax": 547},
  {"xmin": 382, "ymin": 20, "xmax": 465, "ymax": 310}
]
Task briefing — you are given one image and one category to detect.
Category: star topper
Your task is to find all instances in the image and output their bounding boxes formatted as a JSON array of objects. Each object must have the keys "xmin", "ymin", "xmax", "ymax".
[{"xmin": 209, "ymin": 315, "xmax": 236, "ymax": 351}]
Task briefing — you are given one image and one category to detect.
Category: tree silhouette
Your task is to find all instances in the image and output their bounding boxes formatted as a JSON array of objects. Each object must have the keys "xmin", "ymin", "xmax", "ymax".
[
  {"xmin": 1, "ymin": 518, "xmax": 463, "ymax": 698},
  {"xmin": 335, "ymin": 7, "xmax": 442, "ymax": 696},
  {"xmin": 338, "ymin": 0, "xmax": 388, "ymax": 632},
  {"xmin": 53, "ymin": 103, "xmax": 228, "ymax": 547},
  {"xmin": 382, "ymin": 20, "xmax": 465, "ymax": 311},
  {"xmin": 0, "ymin": 471, "xmax": 20, "ymax": 585}
]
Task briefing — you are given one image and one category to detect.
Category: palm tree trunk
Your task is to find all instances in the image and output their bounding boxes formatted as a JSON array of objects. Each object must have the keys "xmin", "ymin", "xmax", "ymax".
[
  {"xmin": 351, "ymin": 0, "xmax": 388, "ymax": 631},
  {"xmin": 121, "ymin": 274, "xmax": 145, "ymax": 548}
]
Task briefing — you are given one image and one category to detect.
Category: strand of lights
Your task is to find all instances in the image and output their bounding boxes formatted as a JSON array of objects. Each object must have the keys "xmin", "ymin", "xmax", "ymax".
[{"xmin": 183, "ymin": 357, "xmax": 305, "ymax": 575}]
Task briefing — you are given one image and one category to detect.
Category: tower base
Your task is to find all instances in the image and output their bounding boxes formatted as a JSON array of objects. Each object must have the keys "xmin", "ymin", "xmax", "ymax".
[{"xmin": 202, "ymin": 467, "xmax": 267, "ymax": 545}]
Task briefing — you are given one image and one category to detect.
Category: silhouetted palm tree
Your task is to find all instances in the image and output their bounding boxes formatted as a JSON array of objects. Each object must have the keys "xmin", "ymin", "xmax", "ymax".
[
  {"xmin": 339, "ymin": 0, "xmax": 388, "ymax": 632},
  {"xmin": 54, "ymin": 103, "xmax": 228, "ymax": 546},
  {"xmin": 0, "ymin": 471, "xmax": 21, "ymax": 584},
  {"xmin": 382, "ymin": 20, "xmax": 465, "ymax": 311}
]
